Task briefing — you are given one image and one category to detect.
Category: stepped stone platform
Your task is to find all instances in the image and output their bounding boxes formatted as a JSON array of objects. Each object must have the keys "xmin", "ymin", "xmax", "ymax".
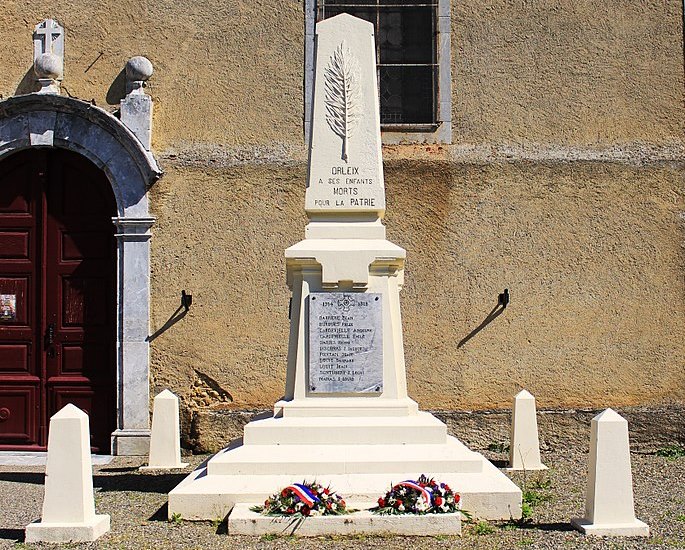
[{"xmin": 168, "ymin": 410, "xmax": 521, "ymax": 521}]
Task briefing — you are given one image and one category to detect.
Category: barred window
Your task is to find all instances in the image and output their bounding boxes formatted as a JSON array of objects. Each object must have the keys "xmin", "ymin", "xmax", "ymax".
[{"xmin": 305, "ymin": 0, "xmax": 451, "ymax": 142}]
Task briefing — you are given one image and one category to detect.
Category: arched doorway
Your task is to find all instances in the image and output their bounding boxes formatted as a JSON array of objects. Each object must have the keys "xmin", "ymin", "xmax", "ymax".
[
  {"xmin": 0, "ymin": 148, "xmax": 117, "ymax": 452},
  {"xmin": 0, "ymin": 93, "xmax": 161, "ymax": 455}
]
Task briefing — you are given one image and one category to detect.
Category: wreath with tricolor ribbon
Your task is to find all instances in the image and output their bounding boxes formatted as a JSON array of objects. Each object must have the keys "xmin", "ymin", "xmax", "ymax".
[
  {"xmin": 250, "ymin": 481, "xmax": 351, "ymax": 517},
  {"xmin": 372, "ymin": 474, "xmax": 463, "ymax": 515}
]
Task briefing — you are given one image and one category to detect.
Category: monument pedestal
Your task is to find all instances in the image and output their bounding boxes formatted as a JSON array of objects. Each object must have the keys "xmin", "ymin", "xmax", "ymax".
[
  {"xmin": 169, "ymin": 440, "xmax": 520, "ymax": 521},
  {"xmin": 169, "ymin": 236, "xmax": 521, "ymax": 522},
  {"xmin": 168, "ymin": 12, "xmax": 521, "ymax": 527}
]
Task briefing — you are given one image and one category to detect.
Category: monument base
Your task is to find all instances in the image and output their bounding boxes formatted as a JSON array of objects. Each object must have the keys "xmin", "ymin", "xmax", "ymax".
[
  {"xmin": 571, "ymin": 518, "xmax": 650, "ymax": 537},
  {"xmin": 168, "ymin": 412, "xmax": 521, "ymax": 522},
  {"xmin": 227, "ymin": 504, "xmax": 462, "ymax": 536},
  {"xmin": 25, "ymin": 515, "xmax": 110, "ymax": 543}
]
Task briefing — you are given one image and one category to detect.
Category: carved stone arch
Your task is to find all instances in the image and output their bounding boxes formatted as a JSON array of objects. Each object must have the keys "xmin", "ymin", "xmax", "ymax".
[{"xmin": 0, "ymin": 93, "xmax": 162, "ymax": 455}]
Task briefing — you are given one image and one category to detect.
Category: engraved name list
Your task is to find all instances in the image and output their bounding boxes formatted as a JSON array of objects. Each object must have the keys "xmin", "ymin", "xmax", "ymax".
[{"xmin": 308, "ymin": 292, "xmax": 383, "ymax": 394}]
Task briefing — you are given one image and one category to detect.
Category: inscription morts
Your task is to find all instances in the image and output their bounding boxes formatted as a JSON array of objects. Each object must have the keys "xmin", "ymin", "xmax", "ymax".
[{"xmin": 308, "ymin": 292, "xmax": 383, "ymax": 394}]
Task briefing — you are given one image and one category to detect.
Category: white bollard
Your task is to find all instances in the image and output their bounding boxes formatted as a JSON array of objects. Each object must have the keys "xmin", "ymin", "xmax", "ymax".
[
  {"xmin": 507, "ymin": 389, "xmax": 546, "ymax": 471},
  {"xmin": 25, "ymin": 404, "xmax": 110, "ymax": 543},
  {"xmin": 571, "ymin": 408, "xmax": 649, "ymax": 536},
  {"xmin": 141, "ymin": 389, "xmax": 188, "ymax": 469}
]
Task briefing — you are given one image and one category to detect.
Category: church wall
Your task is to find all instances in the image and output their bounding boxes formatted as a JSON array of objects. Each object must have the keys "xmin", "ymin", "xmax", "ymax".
[
  {"xmin": 0, "ymin": 1, "xmax": 683, "ymax": 449},
  {"xmin": 147, "ymin": 159, "xmax": 685, "ymax": 418},
  {"xmin": 1, "ymin": 1, "xmax": 681, "ymax": 148}
]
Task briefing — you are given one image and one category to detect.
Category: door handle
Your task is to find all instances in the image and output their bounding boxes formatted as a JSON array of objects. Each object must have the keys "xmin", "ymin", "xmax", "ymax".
[{"xmin": 46, "ymin": 323, "xmax": 56, "ymax": 357}]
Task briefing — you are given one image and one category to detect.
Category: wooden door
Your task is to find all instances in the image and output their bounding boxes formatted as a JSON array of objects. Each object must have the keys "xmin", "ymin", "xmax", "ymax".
[{"xmin": 0, "ymin": 149, "xmax": 116, "ymax": 452}]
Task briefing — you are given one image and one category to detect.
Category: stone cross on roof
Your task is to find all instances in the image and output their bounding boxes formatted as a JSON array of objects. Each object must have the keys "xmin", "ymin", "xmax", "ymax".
[{"xmin": 33, "ymin": 19, "xmax": 64, "ymax": 64}]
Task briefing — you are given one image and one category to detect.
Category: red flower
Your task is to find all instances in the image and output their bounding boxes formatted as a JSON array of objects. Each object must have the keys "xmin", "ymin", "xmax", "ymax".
[
  {"xmin": 394, "ymin": 499, "xmax": 403, "ymax": 508},
  {"xmin": 324, "ymin": 488, "xmax": 330, "ymax": 495},
  {"xmin": 264, "ymin": 499, "xmax": 270, "ymax": 506},
  {"xmin": 455, "ymin": 494, "xmax": 460, "ymax": 503},
  {"xmin": 340, "ymin": 500, "xmax": 346, "ymax": 507},
  {"xmin": 302, "ymin": 507, "xmax": 311, "ymax": 516},
  {"xmin": 286, "ymin": 507, "xmax": 294, "ymax": 514},
  {"xmin": 434, "ymin": 496, "xmax": 443, "ymax": 506},
  {"xmin": 281, "ymin": 489, "xmax": 289, "ymax": 497},
  {"xmin": 377, "ymin": 497, "xmax": 385, "ymax": 507}
]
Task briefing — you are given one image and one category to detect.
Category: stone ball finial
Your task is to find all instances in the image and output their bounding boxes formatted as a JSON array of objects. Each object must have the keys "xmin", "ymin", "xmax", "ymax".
[
  {"xmin": 34, "ymin": 52, "xmax": 63, "ymax": 80},
  {"xmin": 126, "ymin": 56, "xmax": 153, "ymax": 82}
]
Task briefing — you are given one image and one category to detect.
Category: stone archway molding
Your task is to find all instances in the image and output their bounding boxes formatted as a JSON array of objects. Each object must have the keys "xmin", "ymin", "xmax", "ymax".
[{"xmin": 0, "ymin": 93, "xmax": 162, "ymax": 455}]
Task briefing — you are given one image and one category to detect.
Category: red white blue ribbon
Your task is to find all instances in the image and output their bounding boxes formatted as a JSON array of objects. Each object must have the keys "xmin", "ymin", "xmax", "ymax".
[
  {"xmin": 286, "ymin": 484, "xmax": 320, "ymax": 507},
  {"xmin": 395, "ymin": 481, "xmax": 433, "ymax": 505}
]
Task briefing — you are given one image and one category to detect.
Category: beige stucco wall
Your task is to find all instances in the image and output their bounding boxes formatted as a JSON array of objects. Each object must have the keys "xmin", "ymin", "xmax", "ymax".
[
  {"xmin": 148, "ymin": 160, "xmax": 685, "ymax": 413},
  {"xmin": 1, "ymin": 1, "xmax": 681, "ymax": 147},
  {"xmin": 452, "ymin": 0, "xmax": 684, "ymax": 145},
  {"xmin": 0, "ymin": 1, "xmax": 683, "ymax": 445}
]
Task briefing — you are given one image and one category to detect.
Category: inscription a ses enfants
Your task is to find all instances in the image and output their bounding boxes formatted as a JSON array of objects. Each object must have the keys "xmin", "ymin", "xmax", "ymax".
[{"xmin": 312, "ymin": 166, "xmax": 376, "ymax": 209}]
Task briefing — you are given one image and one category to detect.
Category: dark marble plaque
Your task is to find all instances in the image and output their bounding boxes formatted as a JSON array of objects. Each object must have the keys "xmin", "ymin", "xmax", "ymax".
[{"xmin": 308, "ymin": 292, "xmax": 383, "ymax": 394}]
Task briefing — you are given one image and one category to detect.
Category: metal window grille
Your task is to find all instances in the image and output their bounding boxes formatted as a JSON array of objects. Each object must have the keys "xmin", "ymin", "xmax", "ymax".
[{"xmin": 317, "ymin": 1, "xmax": 439, "ymax": 129}]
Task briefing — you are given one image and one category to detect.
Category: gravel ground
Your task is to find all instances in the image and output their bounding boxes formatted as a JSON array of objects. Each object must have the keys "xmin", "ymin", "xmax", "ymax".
[{"xmin": 1, "ymin": 443, "xmax": 683, "ymax": 549}]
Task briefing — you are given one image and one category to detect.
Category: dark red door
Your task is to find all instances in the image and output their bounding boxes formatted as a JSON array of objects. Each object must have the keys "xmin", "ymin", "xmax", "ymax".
[{"xmin": 0, "ymin": 149, "xmax": 116, "ymax": 452}]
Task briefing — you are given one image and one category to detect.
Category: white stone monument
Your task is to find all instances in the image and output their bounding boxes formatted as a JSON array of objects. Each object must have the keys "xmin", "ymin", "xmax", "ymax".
[
  {"xmin": 571, "ymin": 408, "xmax": 649, "ymax": 536},
  {"xmin": 508, "ymin": 389, "xmax": 546, "ymax": 471},
  {"xmin": 25, "ymin": 404, "xmax": 110, "ymax": 543},
  {"xmin": 169, "ymin": 13, "xmax": 521, "ymax": 523},
  {"xmin": 141, "ymin": 390, "xmax": 188, "ymax": 470}
]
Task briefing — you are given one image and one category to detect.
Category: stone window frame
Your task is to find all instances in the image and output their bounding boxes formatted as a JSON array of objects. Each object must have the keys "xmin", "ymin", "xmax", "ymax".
[
  {"xmin": 304, "ymin": 0, "xmax": 452, "ymax": 145},
  {"xmin": 0, "ymin": 93, "xmax": 162, "ymax": 455}
]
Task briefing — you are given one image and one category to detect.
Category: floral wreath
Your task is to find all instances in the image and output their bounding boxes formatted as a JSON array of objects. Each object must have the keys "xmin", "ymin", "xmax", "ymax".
[
  {"xmin": 250, "ymin": 481, "xmax": 350, "ymax": 517},
  {"xmin": 372, "ymin": 474, "xmax": 464, "ymax": 515}
]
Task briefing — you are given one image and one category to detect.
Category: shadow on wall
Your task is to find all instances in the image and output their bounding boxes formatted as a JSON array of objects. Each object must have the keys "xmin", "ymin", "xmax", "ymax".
[
  {"xmin": 106, "ymin": 69, "xmax": 126, "ymax": 105},
  {"xmin": 458, "ymin": 289, "xmax": 510, "ymax": 348},
  {"xmin": 15, "ymin": 68, "xmax": 39, "ymax": 95}
]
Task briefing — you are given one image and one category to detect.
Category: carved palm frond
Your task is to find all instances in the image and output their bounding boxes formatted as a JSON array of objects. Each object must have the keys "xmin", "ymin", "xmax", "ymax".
[{"xmin": 324, "ymin": 41, "xmax": 362, "ymax": 162}]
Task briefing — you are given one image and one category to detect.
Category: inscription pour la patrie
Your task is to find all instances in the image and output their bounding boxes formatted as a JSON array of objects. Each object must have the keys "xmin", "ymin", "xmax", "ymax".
[{"xmin": 309, "ymin": 293, "xmax": 383, "ymax": 394}]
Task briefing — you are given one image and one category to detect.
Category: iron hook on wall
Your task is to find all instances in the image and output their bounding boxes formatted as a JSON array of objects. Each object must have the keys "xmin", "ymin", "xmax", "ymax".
[
  {"xmin": 498, "ymin": 288, "xmax": 510, "ymax": 308},
  {"xmin": 181, "ymin": 290, "xmax": 193, "ymax": 312}
]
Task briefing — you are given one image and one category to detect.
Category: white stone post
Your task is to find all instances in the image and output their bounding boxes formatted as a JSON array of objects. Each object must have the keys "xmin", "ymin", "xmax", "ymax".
[
  {"xmin": 141, "ymin": 390, "xmax": 188, "ymax": 469},
  {"xmin": 571, "ymin": 408, "xmax": 649, "ymax": 536},
  {"xmin": 25, "ymin": 404, "xmax": 110, "ymax": 543},
  {"xmin": 507, "ymin": 389, "xmax": 546, "ymax": 471}
]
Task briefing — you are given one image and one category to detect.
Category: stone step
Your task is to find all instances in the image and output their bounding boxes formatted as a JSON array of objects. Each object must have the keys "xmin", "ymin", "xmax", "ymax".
[
  {"xmin": 227, "ymin": 504, "xmax": 462, "ymax": 536},
  {"xmin": 243, "ymin": 412, "xmax": 447, "ymax": 445},
  {"xmin": 275, "ymin": 397, "xmax": 419, "ymax": 418},
  {"xmin": 207, "ymin": 437, "xmax": 483, "ymax": 476}
]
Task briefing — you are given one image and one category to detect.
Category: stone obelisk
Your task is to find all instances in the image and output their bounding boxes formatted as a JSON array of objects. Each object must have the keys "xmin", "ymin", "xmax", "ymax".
[{"xmin": 169, "ymin": 13, "xmax": 521, "ymax": 522}]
